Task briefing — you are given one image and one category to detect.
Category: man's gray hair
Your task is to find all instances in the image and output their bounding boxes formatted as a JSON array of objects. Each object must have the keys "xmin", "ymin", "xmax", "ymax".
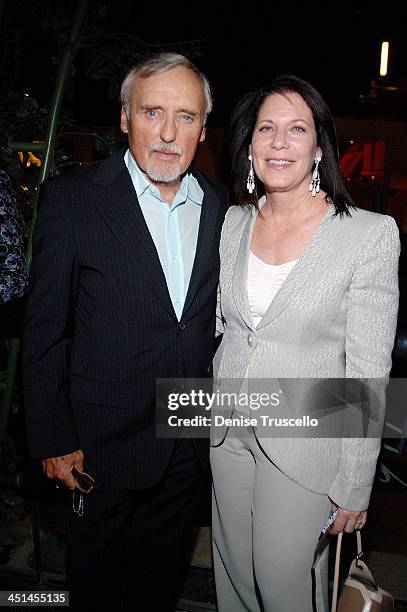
[{"xmin": 120, "ymin": 52, "xmax": 213, "ymax": 123}]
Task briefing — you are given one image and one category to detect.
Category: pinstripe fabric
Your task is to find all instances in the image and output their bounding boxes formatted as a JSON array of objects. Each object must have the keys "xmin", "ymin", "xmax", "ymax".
[{"xmin": 23, "ymin": 149, "xmax": 228, "ymax": 489}]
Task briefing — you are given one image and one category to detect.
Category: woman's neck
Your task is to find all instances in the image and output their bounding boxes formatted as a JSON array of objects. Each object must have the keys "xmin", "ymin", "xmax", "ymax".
[{"xmin": 263, "ymin": 189, "xmax": 329, "ymax": 222}]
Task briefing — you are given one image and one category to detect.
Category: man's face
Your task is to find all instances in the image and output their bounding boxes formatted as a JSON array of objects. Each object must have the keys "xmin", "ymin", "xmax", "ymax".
[{"xmin": 120, "ymin": 66, "xmax": 206, "ymax": 185}]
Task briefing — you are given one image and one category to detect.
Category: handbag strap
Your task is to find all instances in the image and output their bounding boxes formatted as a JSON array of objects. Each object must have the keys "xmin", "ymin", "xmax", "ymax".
[{"xmin": 331, "ymin": 530, "xmax": 363, "ymax": 612}]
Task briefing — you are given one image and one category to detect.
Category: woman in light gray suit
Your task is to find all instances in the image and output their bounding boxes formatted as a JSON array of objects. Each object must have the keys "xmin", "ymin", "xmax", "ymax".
[{"xmin": 211, "ymin": 75, "xmax": 400, "ymax": 612}]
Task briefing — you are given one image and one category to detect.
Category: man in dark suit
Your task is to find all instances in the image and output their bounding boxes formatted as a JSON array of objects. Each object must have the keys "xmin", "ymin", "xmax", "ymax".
[{"xmin": 23, "ymin": 53, "xmax": 227, "ymax": 611}]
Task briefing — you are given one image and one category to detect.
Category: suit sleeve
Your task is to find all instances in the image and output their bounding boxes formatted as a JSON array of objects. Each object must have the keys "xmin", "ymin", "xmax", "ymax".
[
  {"xmin": 328, "ymin": 215, "xmax": 400, "ymax": 510},
  {"xmin": 23, "ymin": 178, "xmax": 81, "ymax": 459}
]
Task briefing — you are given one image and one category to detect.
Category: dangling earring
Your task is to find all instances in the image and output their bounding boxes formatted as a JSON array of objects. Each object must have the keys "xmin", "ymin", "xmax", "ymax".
[
  {"xmin": 309, "ymin": 156, "xmax": 321, "ymax": 197},
  {"xmin": 246, "ymin": 148, "xmax": 255, "ymax": 194}
]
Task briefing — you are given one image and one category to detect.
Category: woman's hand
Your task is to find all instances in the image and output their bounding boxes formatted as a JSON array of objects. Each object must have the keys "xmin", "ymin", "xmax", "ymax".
[{"xmin": 328, "ymin": 503, "xmax": 367, "ymax": 534}]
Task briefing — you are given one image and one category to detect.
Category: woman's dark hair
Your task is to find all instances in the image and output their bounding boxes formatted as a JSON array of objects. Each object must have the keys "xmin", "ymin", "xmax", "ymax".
[{"xmin": 230, "ymin": 74, "xmax": 354, "ymax": 216}]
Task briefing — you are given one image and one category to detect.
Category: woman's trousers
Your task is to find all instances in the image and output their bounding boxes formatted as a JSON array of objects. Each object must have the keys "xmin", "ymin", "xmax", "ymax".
[{"xmin": 211, "ymin": 427, "xmax": 331, "ymax": 612}]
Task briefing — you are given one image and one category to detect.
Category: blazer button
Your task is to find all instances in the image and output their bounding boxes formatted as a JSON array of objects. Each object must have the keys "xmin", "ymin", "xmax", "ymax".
[
  {"xmin": 178, "ymin": 322, "xmax": 186, "ymax": 331},
  {"xmin": 247, "ymin": 333, "xmax": 257, "ymax": 348}
]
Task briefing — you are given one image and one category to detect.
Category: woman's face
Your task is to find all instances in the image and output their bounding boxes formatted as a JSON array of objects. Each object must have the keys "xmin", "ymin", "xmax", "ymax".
[{"xmin": 251, "ymin": 91, "xmax": 322, "ymax": 195}]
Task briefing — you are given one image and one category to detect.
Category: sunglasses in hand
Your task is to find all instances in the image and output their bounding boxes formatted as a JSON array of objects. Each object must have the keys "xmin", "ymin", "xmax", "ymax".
[{"xmin": 70, "ymin": 466, "xmax": 96, "ymax": 494}]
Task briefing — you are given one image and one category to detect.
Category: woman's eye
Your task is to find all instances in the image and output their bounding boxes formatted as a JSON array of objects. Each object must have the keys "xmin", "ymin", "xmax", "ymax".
[
  {"xmin": 259, "ymin": 126, "xmax": 272, "ymax": 132},
  {"xmin": 292, "ymin": 125, "xmax": 305, "ymax": 132}
]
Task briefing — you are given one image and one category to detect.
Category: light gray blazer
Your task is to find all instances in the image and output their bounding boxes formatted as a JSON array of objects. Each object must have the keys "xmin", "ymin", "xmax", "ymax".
[{"xmin": 212, "ymin": 202, "xmax": 400, "ymax": 510}]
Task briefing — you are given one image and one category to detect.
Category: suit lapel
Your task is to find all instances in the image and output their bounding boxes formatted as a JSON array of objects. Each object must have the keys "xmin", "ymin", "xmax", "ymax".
[
  {"xmin": 181, "ymin": 171, "xmax": 223, "ymax": 318},
  {"xmin": 232, "ymin": 207, "xmax": 257, "ymax": 332},
  {"xmin": 91, "ymin": 151, "xmax": 176, "ymax": 318},
  {"xmin": 256, "ymin": 205, "xmax": 335, "ymax": 329}
]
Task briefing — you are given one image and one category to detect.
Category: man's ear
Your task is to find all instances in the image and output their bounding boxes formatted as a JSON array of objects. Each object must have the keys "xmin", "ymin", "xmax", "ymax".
[
  {"xmin": 199, "ymin": 126, "xmax": 206, "ymax": 143},
  {"xmin": 120, "ymin": 105, "xmax": 129, "ymax": 134}
]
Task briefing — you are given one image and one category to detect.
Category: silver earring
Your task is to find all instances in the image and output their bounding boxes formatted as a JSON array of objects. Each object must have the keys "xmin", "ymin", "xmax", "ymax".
[
  {"xmin": 309, "ymin": 156, "xmax": 321, "ymax": 197},
  {"xmin": 247, "ymin": 152, "xmax": 255, "ymax": 194}
]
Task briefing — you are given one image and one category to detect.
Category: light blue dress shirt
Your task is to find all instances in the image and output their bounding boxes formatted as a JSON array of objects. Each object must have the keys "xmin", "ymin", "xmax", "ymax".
[{"xmin": 125, "ymin": 149, "xmax": 203, "ymax": 320}]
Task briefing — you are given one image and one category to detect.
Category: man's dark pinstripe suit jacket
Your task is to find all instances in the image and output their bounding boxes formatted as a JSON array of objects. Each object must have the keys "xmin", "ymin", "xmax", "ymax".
[{"xmin": 23, "ymin": 149, "xmax": 228, "ymax": 489}]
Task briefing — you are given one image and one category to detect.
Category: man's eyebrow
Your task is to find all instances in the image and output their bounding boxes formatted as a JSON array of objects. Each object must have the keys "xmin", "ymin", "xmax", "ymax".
[
  {"xmin": 178, "ymin": 108, "xmax": 199, "ymax": 117},
  {"xmin": 138, "ymin": 104, "xmax": 163, "ymax": 111},
  {"xmin": 138, "ymin": 104, "xmax": 199, "ymax": 117}
]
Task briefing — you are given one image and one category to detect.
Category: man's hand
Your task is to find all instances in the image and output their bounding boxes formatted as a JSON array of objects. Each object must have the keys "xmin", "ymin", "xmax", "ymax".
[
  {"xmin": 328, "ymin": 502, "xmax": 367, "ymax": 534},
  {"xmin": 42, "ymin": 449, "xmax": 84, "ymax": 490}
]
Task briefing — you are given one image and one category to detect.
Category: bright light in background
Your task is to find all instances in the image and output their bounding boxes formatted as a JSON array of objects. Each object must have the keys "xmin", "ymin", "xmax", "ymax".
[{"xmin": 380, "ymin": 41, "xmax": 389, "ymax": 77}]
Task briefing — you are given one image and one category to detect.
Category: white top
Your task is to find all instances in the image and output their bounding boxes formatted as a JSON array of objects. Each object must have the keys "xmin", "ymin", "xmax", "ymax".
[{"xmin": 247, "ymin": 251, "xmax": 298, "ymax": 327}]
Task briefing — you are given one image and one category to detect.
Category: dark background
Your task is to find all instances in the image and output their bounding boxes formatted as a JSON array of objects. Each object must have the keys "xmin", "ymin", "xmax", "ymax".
[{"xmin": 5, "ymin": 1, "xmax": 407, "ymax": 129}]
